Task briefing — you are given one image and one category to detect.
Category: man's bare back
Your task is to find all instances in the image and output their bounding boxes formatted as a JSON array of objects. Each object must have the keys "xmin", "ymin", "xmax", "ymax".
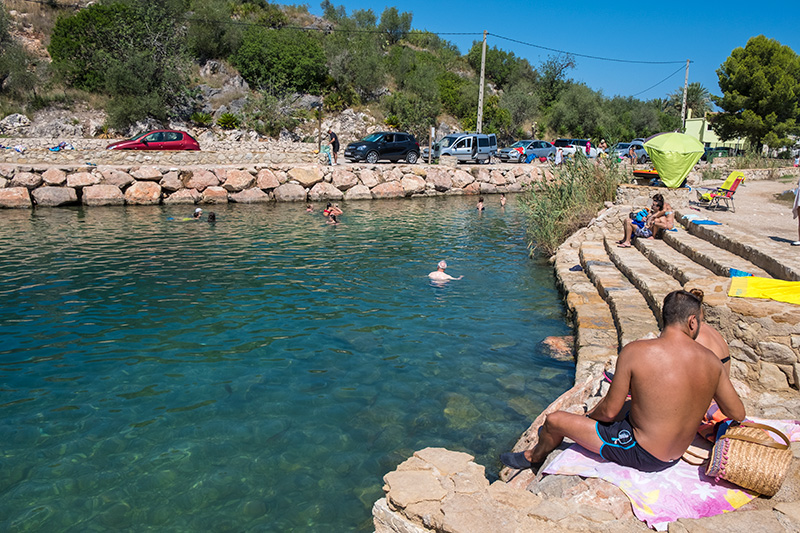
[{"xmin": 621, "ymin": 330, "xmax": 740, "ymax": 461}]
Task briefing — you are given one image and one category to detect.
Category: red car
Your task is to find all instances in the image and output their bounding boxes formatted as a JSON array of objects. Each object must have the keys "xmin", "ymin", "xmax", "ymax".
[{"xmin": 106, "ymin": 129, "xmax": 200, "ymax": 150}]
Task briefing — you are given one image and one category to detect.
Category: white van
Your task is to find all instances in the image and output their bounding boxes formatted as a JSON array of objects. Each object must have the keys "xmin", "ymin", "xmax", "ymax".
[{"xmin": 433, "ymin": 133, "xmax": 497, "ymax": 163}]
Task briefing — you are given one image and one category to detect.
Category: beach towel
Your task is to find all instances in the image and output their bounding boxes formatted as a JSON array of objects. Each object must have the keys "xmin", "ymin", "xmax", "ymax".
[
  {"xmin": 729, "ymin": 276, "xmax": 800, "ymax": 305},
  {"xmin": 542, "ymin": 418, "xmax": 800, "ymax": 530}
]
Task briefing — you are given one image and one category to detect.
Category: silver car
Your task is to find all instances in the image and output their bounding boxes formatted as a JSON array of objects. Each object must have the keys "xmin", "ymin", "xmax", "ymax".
[
  {"xmin": 498, "ymin": 140, "xmax": 534, "ymax": 163},
  {"xmin": 524, "ymin": 140, "xmax": 556, "ymax": 161}
]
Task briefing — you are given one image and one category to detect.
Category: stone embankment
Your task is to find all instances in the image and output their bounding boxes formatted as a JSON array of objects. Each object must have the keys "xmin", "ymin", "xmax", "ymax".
[
  {"xmin": 0, "ymin": 161, "xmax": 551, "ymax": 209},
  {"xmin": 374, "ymin": 184, "xmax": 800, "ymax": 533}
]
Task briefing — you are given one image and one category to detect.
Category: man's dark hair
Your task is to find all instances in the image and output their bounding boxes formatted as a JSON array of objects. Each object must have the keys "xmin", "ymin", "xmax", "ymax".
[{"xmin": 662, "ymin": 290, "xmax": 701, "ymax": 327}]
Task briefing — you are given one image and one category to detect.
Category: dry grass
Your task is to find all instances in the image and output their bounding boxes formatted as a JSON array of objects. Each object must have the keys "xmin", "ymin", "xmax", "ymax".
[{"xmin": 4, "ymin": 0, "xmax": 80, "ymax": 47}]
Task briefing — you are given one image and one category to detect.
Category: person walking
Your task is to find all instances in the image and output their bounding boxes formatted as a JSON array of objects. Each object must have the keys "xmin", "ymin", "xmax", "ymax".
[{"xmin": 328, "ymin": 130, "xmax": 339, "ymax": 165}]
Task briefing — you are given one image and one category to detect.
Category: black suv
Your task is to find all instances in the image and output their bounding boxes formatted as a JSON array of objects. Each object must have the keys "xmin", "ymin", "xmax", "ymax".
[{"xmin": 344, "ymin": 132, "xmax": 420, "ymax": 164}]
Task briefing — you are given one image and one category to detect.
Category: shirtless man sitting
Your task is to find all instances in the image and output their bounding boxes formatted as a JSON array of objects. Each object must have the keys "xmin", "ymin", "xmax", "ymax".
[
  {"xmin": 618, "ymin": 193, "xmax": 674, "ymax": 248},
  {"xmin": 501, "ymin": 290, "xmax": 745, "ymax": 472}
]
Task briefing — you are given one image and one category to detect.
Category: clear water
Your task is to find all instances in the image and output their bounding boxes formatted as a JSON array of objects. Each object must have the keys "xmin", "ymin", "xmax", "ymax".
[{"xmin": 0, "ymin": 196, "xmax": 573, "ymax": 532}]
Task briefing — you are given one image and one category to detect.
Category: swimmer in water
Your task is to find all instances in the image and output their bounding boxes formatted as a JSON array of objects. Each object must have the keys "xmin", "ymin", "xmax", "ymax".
[
  {"xmin": 477, "ymin": 197, "xmax": 485, "ymax": 211},
  {"xmin": 306, "ymin": 204, "xmax": 314, "ymax": 212},
  {"xmin": 428, "ymin": 260, "xmax": 463, "ymax": 281},
  {"xmin": 207, "ymin": 212, "xmax": 216, "ymax": 222},
  {"xmin": 500, "ymin": 193, "xmax": 506, "ymax": 207},
  {"xmin": 192, "ymin": 207, "xmax": 203, "ymax": 219}
]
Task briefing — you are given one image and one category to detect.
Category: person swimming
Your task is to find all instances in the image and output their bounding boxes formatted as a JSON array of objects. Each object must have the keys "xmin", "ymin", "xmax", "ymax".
[
  {"xmin": 428, "ymin": 260, "xmax": 463, "ymax": 281},
  {"xmin": 207, "ymin": 212, "xmax": 216, "ymax": 223},
  {"xmin": 192, "ymin": 207, "xmax": 203, "ymax": 219}
]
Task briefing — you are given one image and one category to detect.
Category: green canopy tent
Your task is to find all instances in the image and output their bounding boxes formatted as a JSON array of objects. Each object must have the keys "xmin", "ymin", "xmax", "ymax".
[{"xmin": 643, "ymin": 132, "xmax": 704, "ymax": 188}]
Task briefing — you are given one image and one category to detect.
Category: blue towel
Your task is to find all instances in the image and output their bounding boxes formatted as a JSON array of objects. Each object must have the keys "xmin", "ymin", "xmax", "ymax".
[
  {"xmin": 729, "ymin": 268, "xmax": 753, "ymax": 277},
  {"xmin": 692, "ymin": 220, "xmax": 722, "ymax": 225}
]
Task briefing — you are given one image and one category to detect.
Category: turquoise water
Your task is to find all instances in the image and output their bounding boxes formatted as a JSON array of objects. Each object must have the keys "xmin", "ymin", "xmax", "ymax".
[{"xmin": 0, "ymin": 196, "xmax": 573, "ymax": 532}]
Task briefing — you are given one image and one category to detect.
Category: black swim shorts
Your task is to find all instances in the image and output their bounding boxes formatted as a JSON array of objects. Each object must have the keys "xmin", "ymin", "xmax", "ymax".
[{"xmin": 595, "ymin": 417, "xmax": 675, "ymax": 473}]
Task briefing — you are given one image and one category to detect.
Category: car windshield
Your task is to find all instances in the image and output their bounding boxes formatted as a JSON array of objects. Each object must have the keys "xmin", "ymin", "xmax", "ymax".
[
  {"xmin": 439, "ymin": 135, "xmax": 459, "ymax": 149},
  {"xmin": 130, "ymin": 131, "xmax": 154, "ymax": 141},
  {"xmin": 509, "ymin": 141, "xmax": 532, "ymax": 149},
  {"xmin": 614, "ymin": 143, "xmax": 631, "ymax": 150},
  {"xmin": 362, "ymin": 133, "xmax": 384, "ymax": 143},
  {"xmin": 554, "ymin": 139, "xmax": 572, "ymax": 147}
]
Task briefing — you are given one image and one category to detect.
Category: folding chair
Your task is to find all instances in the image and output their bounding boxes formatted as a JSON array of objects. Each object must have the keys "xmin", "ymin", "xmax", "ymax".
[
  {"xmin": 706, "ymin": 176, "xmax": 743, "ymax": 212},
  {"xmin": 696, "ymin": 171, "xmax": 745, "ymax": 203}
]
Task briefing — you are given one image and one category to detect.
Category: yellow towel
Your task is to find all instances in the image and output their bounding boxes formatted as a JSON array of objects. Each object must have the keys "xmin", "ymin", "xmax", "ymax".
[{"xmin": 728, "ymin": 277, "xmax": 800, "ymax": 305}]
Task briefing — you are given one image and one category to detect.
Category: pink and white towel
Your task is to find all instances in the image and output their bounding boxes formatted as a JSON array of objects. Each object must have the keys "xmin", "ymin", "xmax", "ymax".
[{"xmin": 542, "ymin": 418, "xmax": 800, "ymax": 530}]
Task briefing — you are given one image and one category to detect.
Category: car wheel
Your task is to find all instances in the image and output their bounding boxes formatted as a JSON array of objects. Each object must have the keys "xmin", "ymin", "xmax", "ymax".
[
  {"xmin": 366, "ymin": 151, "xmax": 379, "ymax": 164},
  {"xmin": 638, "ymin": 155, "xmax": 646, "ymax": 164},
  {"xmin": 517, "ymin": 153, "xmax": 525, "ymax": 163},
  {"xmin": 406, "ymin": 151, "xmax": 418, "ymax": 164}
]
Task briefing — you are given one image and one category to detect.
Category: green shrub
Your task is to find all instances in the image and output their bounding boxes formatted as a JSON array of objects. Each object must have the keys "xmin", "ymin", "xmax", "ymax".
[
  {"xmin": 217, "ymin": 112, "xmax": 240, "ymax": 129},
  {"xmin": 191, "ymin": 111, "xmax": 213, "ymax": 126},
  {"xmin": 518, "ymin": 158, "xmax": 627, "ymax": 256},
  {"xmin": 701, "ymin": 168, "xmax": 723, "ymax": 181}
]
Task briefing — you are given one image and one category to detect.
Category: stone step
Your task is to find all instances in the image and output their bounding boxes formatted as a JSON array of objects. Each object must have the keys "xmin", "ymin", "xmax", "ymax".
[
  {"xmin": 677, "ymin": 211, "xmax": 800, "ymax": 281},
  {"xmin": 602, "ymin": 232, "xmax": 682, "ymax": 328},
  {"xmin": 579, "ymin": 240, "xmax": 660, "ymax": 348},
  {"xmin": 663, "ymin": 227, "xmax": 772, "ymax": 278},
  {"xmin": 634, "ymin": 237, "xmax": 716, "ymax": 285},
  {"xmin": 554, "ymin": 245, "xmax": 618, "ymax": 382}
]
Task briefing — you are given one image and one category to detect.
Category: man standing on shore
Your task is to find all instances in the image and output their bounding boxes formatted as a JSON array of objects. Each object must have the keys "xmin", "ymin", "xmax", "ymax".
[
  {"xmin": 328, "ymin": 130, "xmax": 340, "ymax": 165},
  {"xmin": 501, "ymin": 290, "xmax": 745, "ymax": 473}
]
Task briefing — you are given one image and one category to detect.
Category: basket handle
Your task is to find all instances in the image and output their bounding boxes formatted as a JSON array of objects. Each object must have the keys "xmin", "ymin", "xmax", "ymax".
[{"xmin": 721, "ymin": 421, "xmax": 791, "ymax": 450}]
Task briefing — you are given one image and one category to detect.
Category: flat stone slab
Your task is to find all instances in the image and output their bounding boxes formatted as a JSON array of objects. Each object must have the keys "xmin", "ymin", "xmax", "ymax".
[
  {"xmin": 663, "ymin": 227, "xmax": 771, "ymax": 278},
  {"xmin": 580, "ymin": 241, "xmax": 659, "ymax": 347},
  {"xmin": 678, "ymin": 211, "xmax": 800, "ymax": 282},
  {"xmin": 635, "ymin": 238, "xmax": 716, "ymax": 285}
]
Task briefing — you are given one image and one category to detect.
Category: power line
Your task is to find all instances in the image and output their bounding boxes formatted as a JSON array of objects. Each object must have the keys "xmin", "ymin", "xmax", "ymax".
[
  {"xmin": 489, "ymin": 32, "xmax": 688, "ymax": 65},
  {"xmin": 630, "ymin": 64, "xmax": 687, "ymax": 97}
]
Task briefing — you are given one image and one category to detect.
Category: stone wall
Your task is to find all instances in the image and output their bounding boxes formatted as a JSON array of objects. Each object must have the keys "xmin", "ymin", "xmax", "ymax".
[{"xmin": 0, "ymin": 162, "xmax": 552, "ymax": 208}]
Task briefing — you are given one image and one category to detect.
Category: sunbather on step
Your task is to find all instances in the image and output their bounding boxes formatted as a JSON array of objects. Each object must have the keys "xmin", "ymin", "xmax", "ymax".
[
  {"xmin": 618, "ymin": 194, "xmax": 672, "ymax": 247},
  {"xmin": 501, "ymin": 290, "xmax": 745, "ymax": 473}
]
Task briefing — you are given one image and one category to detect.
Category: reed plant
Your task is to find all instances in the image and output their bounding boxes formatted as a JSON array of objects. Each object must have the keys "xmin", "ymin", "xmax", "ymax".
[
  {"xmin": 729, "ymin": 151, "xmax": 792, "ymax": 170},
  {"xmin": 518, "ymin": 157, "xmax": 628, "ymax": 256}
]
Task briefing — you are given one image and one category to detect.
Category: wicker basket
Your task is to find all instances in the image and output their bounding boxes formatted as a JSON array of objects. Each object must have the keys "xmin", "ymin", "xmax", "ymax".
[{"xmin": 706, "ymin": 421, "xmax": 793, "ymax": 497}]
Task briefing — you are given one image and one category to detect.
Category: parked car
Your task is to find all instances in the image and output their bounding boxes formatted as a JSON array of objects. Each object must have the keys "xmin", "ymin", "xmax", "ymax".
[
  {"xmin": 106, "ymin": 129, "xmax": 200, "ymax": 150},
  {"xmin": 608, "ymin": 142, "xmax": 631, "ymax": 158},
  {"xmin": 344, "ymin": 131, "xmax": 420, "ymax": 163},
  {"xmin": 553, "ymin": 138, "xmax": 600, "ymax": 158},
  {"xmin": 432, "ymin": 133, "xmax": 497, "ymax": 163},
  {"xmin": 524, "ymin": 140, "xmax": 556, "ymax": 161},
  {"xmin": 498, "ymin": 140, "xmax": 534, "ymax": 163}
]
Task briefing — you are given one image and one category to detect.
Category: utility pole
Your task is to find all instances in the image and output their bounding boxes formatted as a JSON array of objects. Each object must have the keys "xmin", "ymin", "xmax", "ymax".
[
  {"xmin": 476, "ymin": 30, "xmax": 487, "ymax": 134},
  {"xmin": 680, "ymin": 59, "xmax": 690, "ymax": 132}
]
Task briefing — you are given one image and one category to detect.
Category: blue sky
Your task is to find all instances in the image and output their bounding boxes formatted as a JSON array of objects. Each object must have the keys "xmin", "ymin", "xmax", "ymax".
[{"xmin": 310, "ymin": 1, "xmax": 800, "ymax": 103}]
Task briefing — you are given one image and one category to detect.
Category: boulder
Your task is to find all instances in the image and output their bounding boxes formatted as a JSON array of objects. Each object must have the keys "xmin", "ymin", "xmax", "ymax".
[
  {"xmin": 401, "ymin": 175, "xmax": 426, "ymax": 196},
  {"xmin": 480, "ymin": 182, "xmax": 498, "ymax": 194},
  {"xmin": 159, "ymin": 171, "xmax": 183, "ymax": 192},
  {"xmin": 32, "ymin": 186, "xmax": 78, "ymax": 207},
  {"xmin": 10, "ymin": 172, "xmax": 42, "ymax": 189},
  {"xmin": 101, "ymin": 169, "xmax": 135, "ymax": 189},
  {"xmin": 332, "ymin": 169, "xmax": 359, "ymax": 191},
  {"xmin": 182, "ymin": 169, "xmax": 219, "ymax": 191},
  {"xmin": 201, "ymin": 186, "xmax": 228, "ymax": 204},
  {"xmin": 287, "ymin": 167, "xmax": 323, "ymax": 188},
  {"xmin": 358, "ymin": 169, "xmax": 381, "ymax": 188},
  {"xmin": 0, "ymin": 187, "xmax": 32, "ymax": 208},
  {"xmin": 0, "ymin": 164, "xmax": 14, "ymax": 178},
  {"xmin": 164, "ymin": 189, "xmax": 201, "ymax": 205},
  {"xmin": 451, "ymin": 169, "xmax": 475, "ymax": 189},
  {"xmin": 131, "ymin": 166, "xmax": 163, "ymax": 181},
  {"xmin": 0, "ymin": 177, "xmax": 6, "ymax": 188},
  {"xmin": 273, "ymin": 183, "xmax": 307, "ymax": 202},
  {"xmin": 427, "ymin": 169, "xmax": 453, "ymax": 192},
  {"xmin": 490, "ymin": 170, "xmax": 507, "ymax": 186},
  {"xmin": 371, "ymin": 181, "xmax": 404, "ymax": 199},
  {"xmin": 42, "ymin": 168, "xmax": 67, "ymax": 186},
  {"xmin": 222, "ymin": 169, "xmax": 255, "ymax": 192},
  {"xmin": 308, "ymin": 182, "xmax": 344, "ymax": 201},
  {"xmin": 344, "ymin": 184, "xmax": 372, "ymax": 201},
  {"xmin": 0, "ymin": 113, "xmax": 31, "ymax": 134},
  {"xmin": 256, "ymin": 168, "xmax": 280, "ymax": 190},
  {"xmin": 124, "ymin": 181, "xmax": 162, "ymax": 205},
  {"xmin": 384, "ymin": 168, "xmax": 404, "ymax": 182},
  {"xmin": 67, "ymin": 172, "xmax": 101, "ymax": 189},
  {"xmin": 230, "ymin": 188, "xmax": 270, "ymax": 203},
  {"xmin": 83, "ymin": 184, "xmax": 124, "ymax": 206}
]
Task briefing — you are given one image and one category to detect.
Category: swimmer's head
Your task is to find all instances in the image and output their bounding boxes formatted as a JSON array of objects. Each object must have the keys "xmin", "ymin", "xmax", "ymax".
[
  {"xmin": 438, "ymin": 261, "xmax": 447, "ymax": 270},
  {"xmin": 195, "ymin": 208, "xmax": 203, "ymax": 214}
]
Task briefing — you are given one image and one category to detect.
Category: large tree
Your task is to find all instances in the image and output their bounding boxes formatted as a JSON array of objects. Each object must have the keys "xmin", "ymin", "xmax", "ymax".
[
  {"xmin": 713, "ymin": 35, "xmax": 800, "ymax": 149},
  {"xmin": 668, "ymin": 82, "xmax": 711, "ymax": 119}
]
